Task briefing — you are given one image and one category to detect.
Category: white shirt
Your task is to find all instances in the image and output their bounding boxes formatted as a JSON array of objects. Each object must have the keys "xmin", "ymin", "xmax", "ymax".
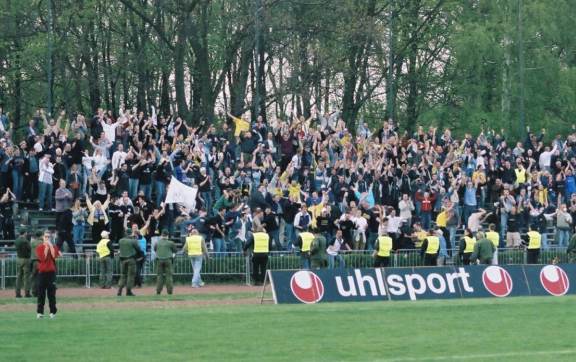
[
  {"xmin": 351, "ymin": 216, "xmax": 368, "ymax": 233},
  {"xmin": 38, "ymin": 159, "xmax": 54, "ymax": 184},
  {"xmin": 93, "ymin": 155, "xmax": 109, "ymax": 173},
  {"xmin": 101, "ymin": 122, "xmax": 119, "ymax": 143},
  {"xmin": 111, "ymin": 151, "xmax": 127, "ymax": 170},
  {"xmin": 327, "ymin": 238, "xmax": 343, "ymax": 256},
  {"xmin": 398, "ymin": 200, "xmax": 414, "ymax": 220},
  {"xmin": 386, "ymin": 216, "xmax": 404, "ymax": 233}
]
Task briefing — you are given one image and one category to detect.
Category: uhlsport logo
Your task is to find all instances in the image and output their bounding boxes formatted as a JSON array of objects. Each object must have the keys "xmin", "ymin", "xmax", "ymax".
[
  {"xmin": 290, "ymin": 270, "xmax": 324, "ymax": 304},
  {"xmin": 540, "ymin": 265, "xmax": 570, "ymax": 296},
  {"xmin": 482, "ymin": 266, "xmax": 513, "ymax": 297}
]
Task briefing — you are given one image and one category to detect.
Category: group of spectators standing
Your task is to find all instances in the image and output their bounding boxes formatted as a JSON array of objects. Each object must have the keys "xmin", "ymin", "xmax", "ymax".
[{"xmin": 3, "ymin": 105, "xmax": 576, "ymax": 275}]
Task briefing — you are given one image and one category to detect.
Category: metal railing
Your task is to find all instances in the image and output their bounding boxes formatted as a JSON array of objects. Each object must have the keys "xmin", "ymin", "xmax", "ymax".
[{"xmin": 0, "ymin": 247, "xmax": 571, "ymax": 289}]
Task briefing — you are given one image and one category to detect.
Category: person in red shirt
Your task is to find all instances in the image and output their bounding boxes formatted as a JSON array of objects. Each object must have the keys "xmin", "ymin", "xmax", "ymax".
[{"xmin": 36, "ymin": 231, "xmax": 61, "ymax": 319}]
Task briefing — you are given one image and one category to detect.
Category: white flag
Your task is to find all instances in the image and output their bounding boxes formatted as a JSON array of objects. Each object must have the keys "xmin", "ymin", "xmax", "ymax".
[{"xmin": 165, "ymin": 177, "xmax": 198, "ymax": 210}]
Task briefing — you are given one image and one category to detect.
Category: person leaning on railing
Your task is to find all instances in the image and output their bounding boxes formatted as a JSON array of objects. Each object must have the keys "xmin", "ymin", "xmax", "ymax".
[{"xmin": 469, "ymin": 231, "xmax": 495, "ymax": 265}]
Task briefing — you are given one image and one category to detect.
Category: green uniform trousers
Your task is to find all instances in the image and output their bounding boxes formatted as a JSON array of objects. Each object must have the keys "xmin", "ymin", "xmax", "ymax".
[
  {"xmin": 30, "ymin": 260, "xmax": 39, "ymax": 296},
  {"xmin": 118, "ymin": 258, "xmax": 136, "ymax": 291},
  {"xmin": 16, "ymin": 258, "xmax": 31, "ymax": 295},
  {"xmin": 99, "ymin": 257, "xmax": 113, "ymax": 288},
  {"xmin": 156, "ymin": 259, "xmax": 174, "ymax": 294}
]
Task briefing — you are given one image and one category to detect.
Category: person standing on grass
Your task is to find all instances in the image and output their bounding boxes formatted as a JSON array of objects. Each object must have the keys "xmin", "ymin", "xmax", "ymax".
[
  {"xmin": 14, "ymin": 227, "xmax": 32, "ymax": 298},
  {"xmin": 373, "ymin": 231, "xmax": 393, "ymax": 268},
  {"xmin": 36, "ymin": 231, "xmax": 61, "ymax": 319},
  {"xmin": 294, "ymin": 228, "xmax": 315, "ymax": 270},
  {"xmin": 523, "ymin": 224, "xmax": 541, "ymax": 264},
  {"xmin": 155, "ymin": 230, "xmax": 177, "ymax": 295},
  {"xmin": 182, "ymin": 227, "xmax": 210, "ymax": 288},
  {"xmin": 243, "ymin": 225, "xmax": 271, "ymax": 285},
  {"xmin": 117, "ymin": 229, "xmax": 141, "ymax": 296},
  {"xmin": 420, "ymin": 229, "xmax": 440, "ymax": 266},
  {"xmin": 96, "ymin": 231, "xmax": 114, "ymax": 289},
  {"xmin": 469, "ymin": 231, "xmax": 495, "ymax": 265},
  {"xmin": 458, "ymin": 228, "xmax": 476, "ymax": 265}
]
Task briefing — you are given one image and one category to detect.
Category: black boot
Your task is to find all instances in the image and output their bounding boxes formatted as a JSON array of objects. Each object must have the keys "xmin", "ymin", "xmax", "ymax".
[
  {"xmin": 15, "ymin": 292, "xmax": 22, "ymax": 298},
  {"xmin": 117, "ymin": 288, "xmax": 123, "ymax": 296},
  {"xmin": 25, "ymin": 292, "xmax": 32, "ymax": 298},
  {"xmin": 126, "ymin": 290, "xmax": 135, "ymax": 296}
]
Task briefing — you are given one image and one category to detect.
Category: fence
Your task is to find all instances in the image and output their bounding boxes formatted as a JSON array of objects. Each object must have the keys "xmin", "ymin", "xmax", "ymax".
[{"xmin": 0, "ymin": 247, "xmax": 570, "ymax": 289}]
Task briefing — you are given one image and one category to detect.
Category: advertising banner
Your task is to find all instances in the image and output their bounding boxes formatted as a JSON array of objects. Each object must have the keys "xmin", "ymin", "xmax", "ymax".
[{"xmin": 267, "ymin": 264, "xmax": 576, "ymax": 304}]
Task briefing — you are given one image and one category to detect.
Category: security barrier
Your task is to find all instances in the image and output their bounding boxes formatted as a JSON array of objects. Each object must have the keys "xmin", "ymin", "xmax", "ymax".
[{"xmin": 0, "ymin": 247, "xmax": 571, "ymax": 289}]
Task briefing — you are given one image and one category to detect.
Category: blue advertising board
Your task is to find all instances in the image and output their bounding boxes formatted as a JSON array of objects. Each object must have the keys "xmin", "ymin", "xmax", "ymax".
[{"xmin": 268, "ymin": 264, "xmax": 576, "ymax": 304}]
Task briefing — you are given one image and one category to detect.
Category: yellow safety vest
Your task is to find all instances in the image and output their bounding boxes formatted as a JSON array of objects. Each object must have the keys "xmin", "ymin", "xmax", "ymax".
[
  {"xmin": 253, "ymin": 232, "xmax": 270, "ymax": 253},
  {"xmin": 96, "ymin": 238, "xmax": 111, "ymax": 258},
  {"xmin": 515, "ymin": 168, "xmax": 526, "ymax": 184},
  {"xmin": 527, "ymin": 231, "xmax": 541, "ymax": 249},
  {"xmin": 463, "ymin": 236, "xmax": 476, "ymax": 253},
  {"xmin": 300, "ymin": 232, "xmax": 315, "ymax": 252},
  {"xmin": 486, "ymin": 231, "xmax": 499, "ymax": 248},
  {"xmin": 377, "ymin": 236, "xmax": 393, "ymax": 257},
  {"xmin": 186, "ymin": 235, "xmax": 203, "ymax": 256},
  {"xmin": 426, "ymin": 236, "xmax": 440, "ymax": 254}
]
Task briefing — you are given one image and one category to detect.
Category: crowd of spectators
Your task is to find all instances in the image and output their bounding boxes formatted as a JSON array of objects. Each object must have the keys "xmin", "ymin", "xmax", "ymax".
[{"xmin": 1, "ymin": 105, "xmax": 576, "ymax": 256}]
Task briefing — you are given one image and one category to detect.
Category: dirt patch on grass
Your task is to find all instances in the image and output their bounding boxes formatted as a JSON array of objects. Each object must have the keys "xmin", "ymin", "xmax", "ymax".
[{"xmin": 0, "ymin": 285, "xmax": 265, "ymax": 313}]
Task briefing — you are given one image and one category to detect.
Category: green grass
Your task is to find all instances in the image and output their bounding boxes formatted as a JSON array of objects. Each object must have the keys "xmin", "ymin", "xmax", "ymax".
[{"xmin": 1, "ymin": 295, "xmax": 575, "ymax": 361}]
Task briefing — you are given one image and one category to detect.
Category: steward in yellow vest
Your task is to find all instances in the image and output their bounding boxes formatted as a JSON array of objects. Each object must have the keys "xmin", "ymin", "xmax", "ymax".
[
  {"xmin": 295, "ymin": 229, "xmax": 316, "ymax": 269},
  {"xmin": 243, "ymin": 227, "xmax": 271, "ymax": 285},
  {"xmin": 421, "ymin": 230, "xmax": 440, "ymax": 266},
  {"xmin": 182, "ymin": 228, "xmax": 209, "ymax": 288},
  {"xmin": 373, "ymin": 233, "xmax": 393, "ymax": 267},
  {"xmin": 458, "ymin": 229, "xmax": 476, "ymax": 265},
  {"xmin": 524, "ymin": 225, "xmax": 541, "ymax": 264},
  {"xmin": 97, "ymin": 231, "xmax": 114, "ymax": 289}
]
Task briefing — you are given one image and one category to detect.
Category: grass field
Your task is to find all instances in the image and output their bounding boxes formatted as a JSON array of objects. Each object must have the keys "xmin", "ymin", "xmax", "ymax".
[{"xmin": 1, "ymin": 293, "xmax": 575, "ymax": 361}]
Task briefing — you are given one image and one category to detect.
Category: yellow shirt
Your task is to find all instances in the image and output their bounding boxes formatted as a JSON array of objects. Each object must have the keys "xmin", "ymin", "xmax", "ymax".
[
  {"xmin": 436, "ymin": 211, "xmax": 448, "ymax": 228},
  {"xmin": 232, "ymin": 116, "xmax": 250, "ymax": 137}
]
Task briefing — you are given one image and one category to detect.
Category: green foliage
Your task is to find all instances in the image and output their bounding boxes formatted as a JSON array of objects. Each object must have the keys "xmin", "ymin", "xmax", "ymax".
[{"xmin": 0, "ymin": 0, "xmax": 574, "ymax": 137}]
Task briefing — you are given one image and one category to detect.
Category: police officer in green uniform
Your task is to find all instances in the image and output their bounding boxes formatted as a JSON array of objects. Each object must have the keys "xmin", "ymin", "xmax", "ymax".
[
  {"xmin": 30, "ymin": 230, "xmax": 43, "ymax": 297},
  {"xmin": 310, "ymin": 234, "xmax": 328, "ymax": 269},
  {"xmin": 14, "ymin": 227, "xmax": 32, "ymax": 298},
  {"xmin": 117, "ymin": 230, "xmax": 142, "ymax": 296},
  {"xmin": 420, "ymin": 230, "xmax": 440, "ymax": 266},
  {"xmin": 373, "ymin": 231, "xmax": 393, "ymax": 267},
  {"xmin": 470, "ymin": 231, "xmax": 495, "ymax": 265},
  {"xmin": 154, "ymin": 230, "xmax": 177, "ymax": 295}
]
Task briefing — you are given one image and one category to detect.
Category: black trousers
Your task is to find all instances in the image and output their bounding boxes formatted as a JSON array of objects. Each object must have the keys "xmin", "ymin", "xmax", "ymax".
[
  {"xmin": 56, "ymin": 210, "xmax": 75, "ymax": 253},
  {"xmin": 37, "ymin": 272, "xmax": 57, "ymax": 315},
  {"xmin": 461, "ymin": 253, "xmax": 472, "ymax": 265},
  {"xmin": 527, "ymin": 249, "xmax": 540, "ymax": 264},
  {"xmin": 374, "ymin": 256, "xmax": 390, "ymax": 268},
  {"xmin": 423, "ymin": 254, "xmax": 438, "ymax": 266},
  {"xmin": 24, "ymin": 172, "xmax": 38, "ymax": 201},
  {"xmin": 252, "ymin": 254, "xmax": 268, "ymax": 284}
]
